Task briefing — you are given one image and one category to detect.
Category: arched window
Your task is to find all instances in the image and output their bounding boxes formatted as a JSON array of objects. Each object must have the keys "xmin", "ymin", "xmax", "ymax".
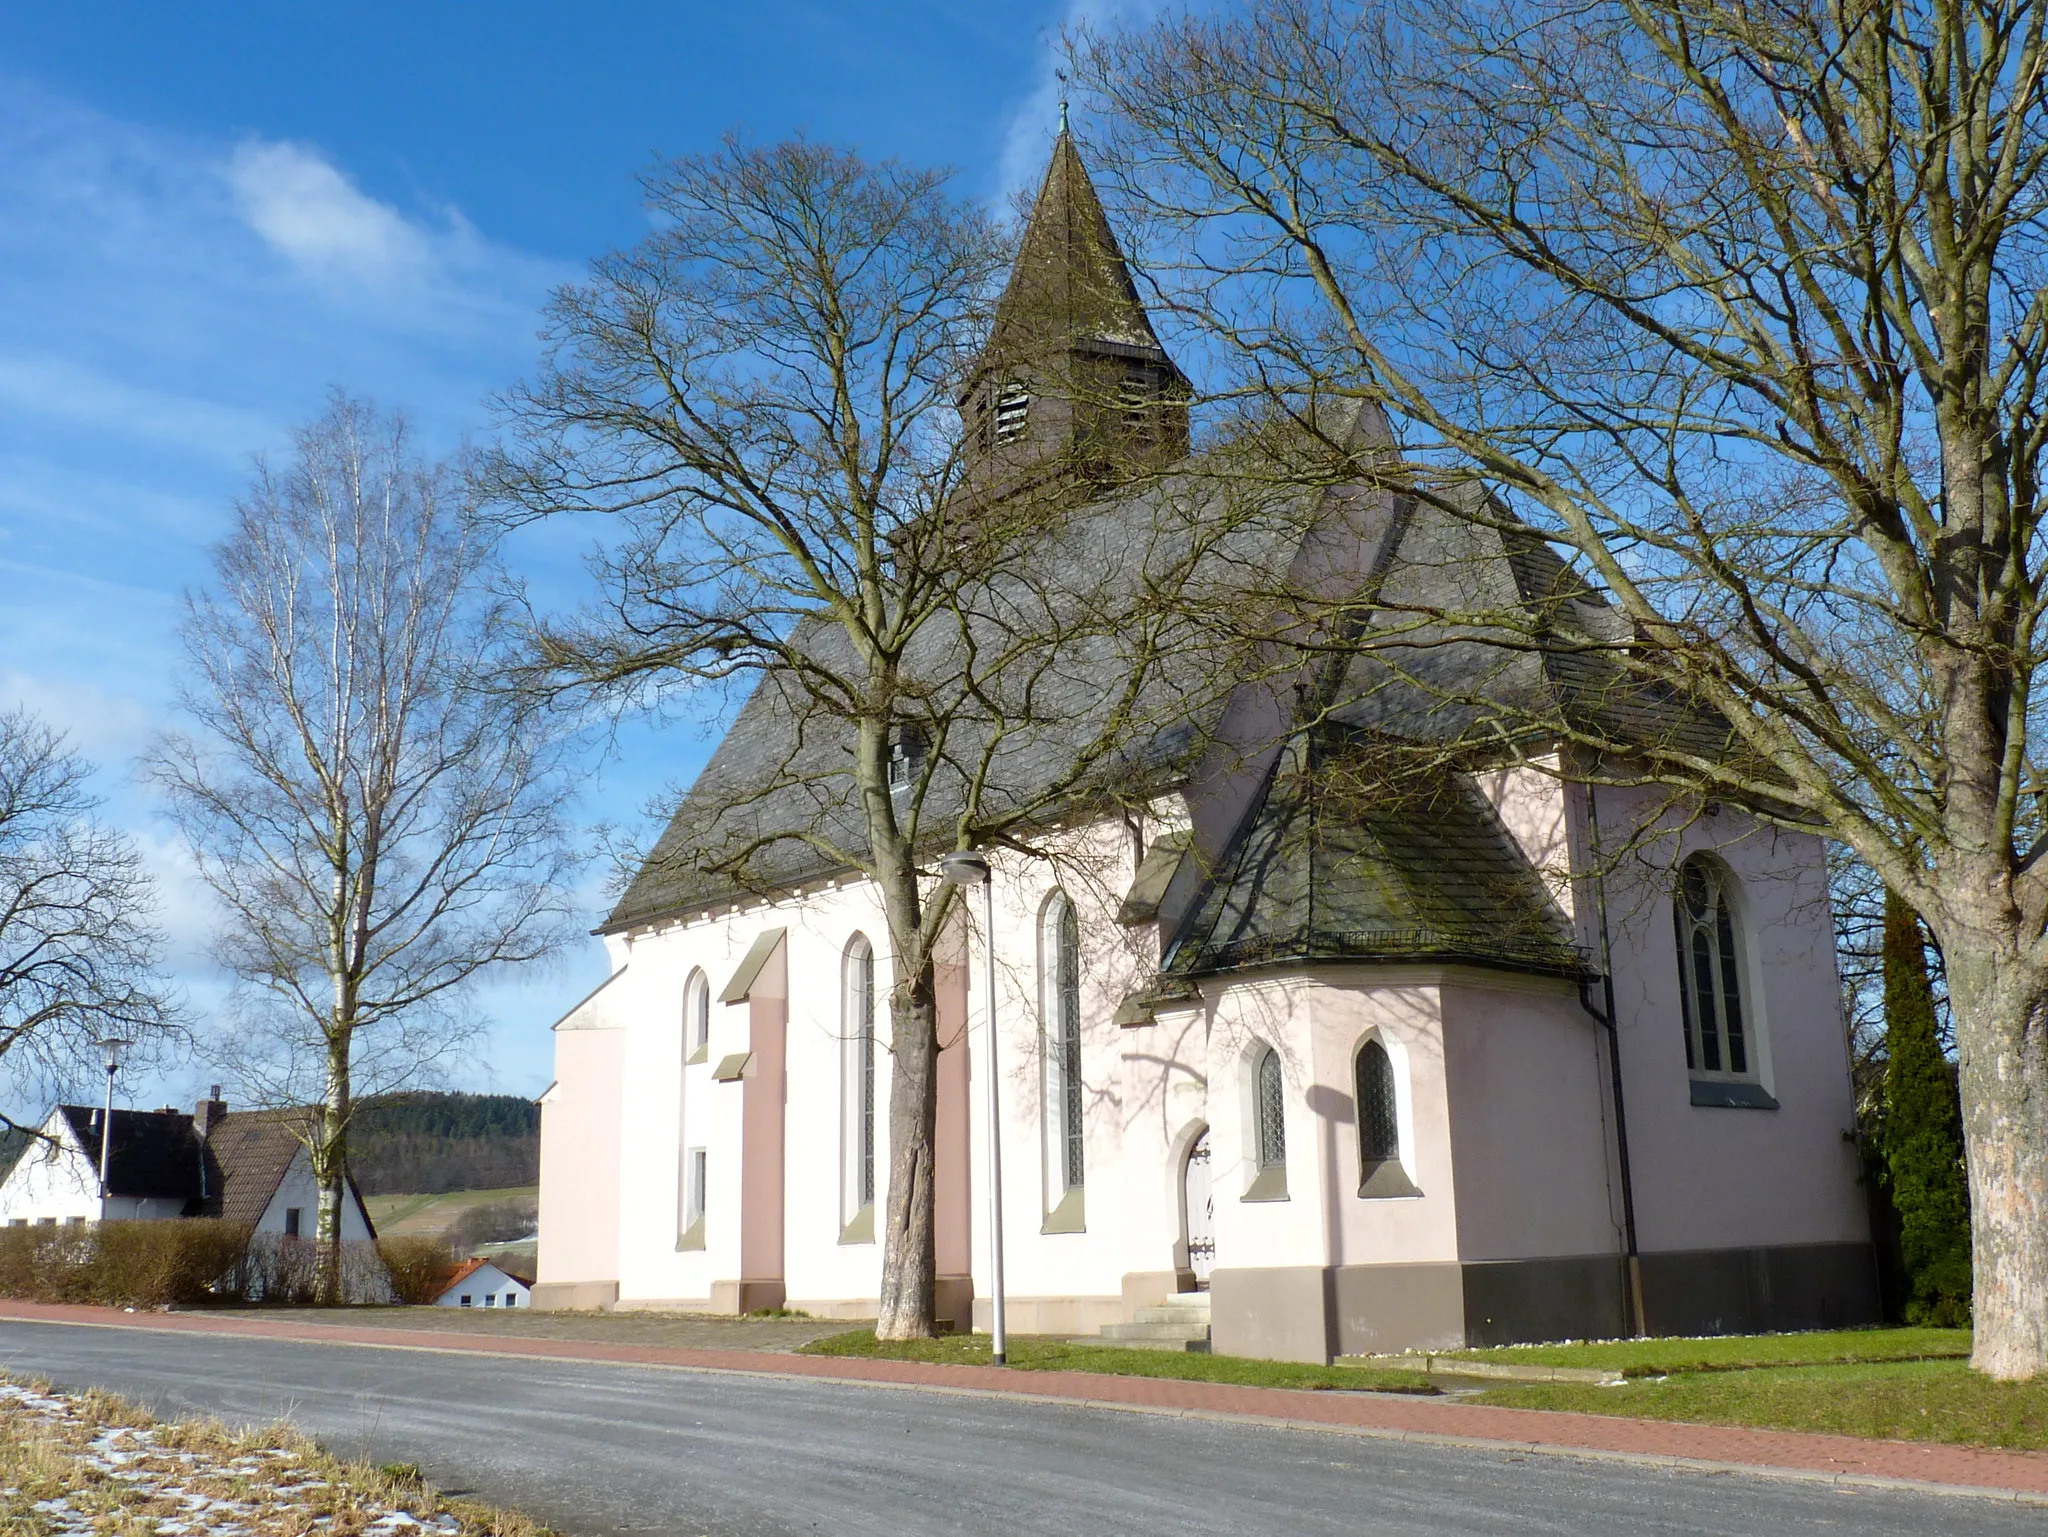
[
  {"xmin": 1043, "ymin": 892, "xmax": 1085, "ymax": 1196},
  {"xmin": 1674, "ymin": 855, "xmax": 1750, "ymax": 1077},
  {"xmin": 1356, "ymin": 1040, "xmax": 1400, "ymax": 1178},
  {"xmin": 677, "ymin": 969, "xmax": 709, "ymax": 1245},
  {"xmin": 684, "ymin": 969, "xmax": 710, "ymax": 1062},
  {"xmin": 843, "ymin": 935, "xmax": 876, "ymax": 1231},
  {"xmin": 1254, "ymin": 1047, "xmax": 1286, "ymax": 1169}
]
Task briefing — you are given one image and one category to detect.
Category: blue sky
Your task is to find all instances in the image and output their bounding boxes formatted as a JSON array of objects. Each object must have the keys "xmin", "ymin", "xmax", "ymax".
[{"xmin": 0, "ymin": 1, "xmax": 1145, "ymax": 1116}]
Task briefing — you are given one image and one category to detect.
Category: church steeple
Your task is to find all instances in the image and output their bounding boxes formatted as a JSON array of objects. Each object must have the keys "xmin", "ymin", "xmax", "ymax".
[{"xmin": 961, "ymin": 129, "xmax": 1191, "ymax": 503}]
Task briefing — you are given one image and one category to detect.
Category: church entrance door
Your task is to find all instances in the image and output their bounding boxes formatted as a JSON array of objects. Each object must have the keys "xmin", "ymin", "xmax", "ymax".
[{"xmin": 1182, "ymin": 1129, "xmax": 1215, "ymax": 1288}]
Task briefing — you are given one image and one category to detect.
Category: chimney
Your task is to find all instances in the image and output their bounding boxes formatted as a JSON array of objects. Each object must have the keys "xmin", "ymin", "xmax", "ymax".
[{"xmin": 194, "ymin": 1087, "xmax": 227, "ymax": 1140}]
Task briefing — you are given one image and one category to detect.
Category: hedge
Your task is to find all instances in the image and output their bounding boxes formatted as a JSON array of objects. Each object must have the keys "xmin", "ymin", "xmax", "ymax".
[{"xmin": 0, "ymin": 1221, "xmax": 401, "ymax": 1307}]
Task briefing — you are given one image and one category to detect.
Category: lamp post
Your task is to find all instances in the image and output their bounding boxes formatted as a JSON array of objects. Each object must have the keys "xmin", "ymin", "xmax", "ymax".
[
  {"xmin": 96, "ymin": 1035, "xmax": 131, "ymax": 1218},
  {"xmin": 937, "ymin": 850, "xmax": 1006, "ymax": 1366}
]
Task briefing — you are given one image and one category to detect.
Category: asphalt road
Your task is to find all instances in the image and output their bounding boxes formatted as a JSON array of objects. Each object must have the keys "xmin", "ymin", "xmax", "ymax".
[{"xmin": 0, "ymin": 1319, "xmax": 2032, "ymax": 1536}]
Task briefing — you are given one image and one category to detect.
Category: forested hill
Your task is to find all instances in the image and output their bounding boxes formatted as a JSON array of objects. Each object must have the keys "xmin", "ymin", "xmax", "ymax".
[{"xmin": 348, "ymin": 1091, "xmax": 540, "ymax": 1195}]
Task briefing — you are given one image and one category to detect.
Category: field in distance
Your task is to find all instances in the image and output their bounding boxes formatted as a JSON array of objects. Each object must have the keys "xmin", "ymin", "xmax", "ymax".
[{"xmin": 367, "ymin": 1187, "xmax": 538, "ymax": 1269}]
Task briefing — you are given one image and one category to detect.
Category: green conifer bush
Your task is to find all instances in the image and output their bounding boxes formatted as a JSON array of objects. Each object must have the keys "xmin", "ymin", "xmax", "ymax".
[{"xmin": 1882, "ymin": 890, "xmax": 1973, "ymax": 1325}]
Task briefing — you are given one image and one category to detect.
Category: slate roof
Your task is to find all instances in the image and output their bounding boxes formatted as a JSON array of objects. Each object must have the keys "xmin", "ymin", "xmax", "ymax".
[
  {"xmin": 1329, "ymin": 487, "xmax": 1735, "ymax": 764},
  {"xmin": 983, "ymin": 130, "xmax": 1182, "ymax": 368},
  {"xmin": 604, "ymin": 135, "xmax": 1724, "ymax": 972},
  {"xmin": 604, "ymin": 461, "xmax": 1317, "ymax": 932},
  {"xmin": 50, "ymin": 1104, "xmax": 374, "ymax": 1234},
  {"xmin": 1161, "ymin": 729, "xmax": 1586, "ymax": 981},
  {"xmin": 57, "ymin": 1107, "xmax": 206, "ymax": 1206}
]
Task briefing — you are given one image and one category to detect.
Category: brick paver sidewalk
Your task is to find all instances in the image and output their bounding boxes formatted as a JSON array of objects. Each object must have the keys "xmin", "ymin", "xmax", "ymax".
[{"xmin": 2, "ymin": 1299, "xmax": 2042, "ymax": 1503}]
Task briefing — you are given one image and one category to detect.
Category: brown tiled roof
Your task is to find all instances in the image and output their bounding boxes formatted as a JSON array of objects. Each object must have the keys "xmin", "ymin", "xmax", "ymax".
[
  {"xmin": 199, "ymin": 1109, "xmax": 377, "ymax": 1238},
  {"xmin": 202, "ymin": 1111, "xmax": 306, "ymax": 1225}
]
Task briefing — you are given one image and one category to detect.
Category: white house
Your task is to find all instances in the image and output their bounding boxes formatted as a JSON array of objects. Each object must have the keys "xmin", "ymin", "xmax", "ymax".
[
  {"xmin": 0, "ymin": 1092, "xmax": 377, "ymax": 1241},
  {"xmin": 435, "ymin": 1256, "xmax": 532, "ymax": 1308},
  {"xmin": 534, "ymin": 132, "xmax": 1877, "ymax": 1360}
]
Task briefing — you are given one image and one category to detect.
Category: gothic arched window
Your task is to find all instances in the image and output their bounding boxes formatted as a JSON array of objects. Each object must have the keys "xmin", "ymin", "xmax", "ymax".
[
  {"xmin": 843, "ymin": 934, "xmax": 876, "ymax": 1229},
  {"xmin": 684, "ymin": 969, "xmax": 710, "ymax": 1062},
  {"xmin": 1255, "ymin": 1046, "xmax": 1286, "ymax": 1169},
  {"xmin": 1043, "ymin": 892, "xmax": 1084, "ymax": 1195},
  {"xmin": 1674, "ymin": 855, "xmax": 1750, "ymax": 1078},
  {"xmin": 1356, "ymin": 1039, "xmax": 1400, "ymax": 1177}
]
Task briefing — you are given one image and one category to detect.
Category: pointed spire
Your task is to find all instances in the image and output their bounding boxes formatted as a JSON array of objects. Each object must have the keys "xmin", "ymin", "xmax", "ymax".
[
  {"xmin": 984, "ymin": 129, "xmax": 1175, "ymax": 364},
  {"xmin": 960, "ymin": 132, "xmax": 1191, "ymax": 503}
]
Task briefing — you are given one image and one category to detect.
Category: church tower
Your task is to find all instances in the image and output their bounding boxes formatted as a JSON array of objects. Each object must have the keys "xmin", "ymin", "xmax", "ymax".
[{"xmin": 959, "ymin": 128, "xmax": 1191, "ymax": 506}]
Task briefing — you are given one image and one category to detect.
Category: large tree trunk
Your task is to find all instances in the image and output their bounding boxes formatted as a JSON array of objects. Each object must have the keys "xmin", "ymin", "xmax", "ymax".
[
  {"xmin": 1946, "ymin": 943, "xmax": 2048, "ymax": 1379},
  {"xmin": 876, "ymin": 961, "xmax": 939, "ymax": 1339}
]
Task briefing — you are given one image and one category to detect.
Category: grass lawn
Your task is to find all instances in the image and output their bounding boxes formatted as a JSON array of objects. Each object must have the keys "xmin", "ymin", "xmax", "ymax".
[
  {"xmin": 1437, "ymin": 1326, "xmax": 1972, "ymax": 1377},
  {"xmin": 800, "ymin": 1329, "xmax": 1436, "ymax": 1394},
  {"xmin": 1474, "ymin": 1357, "xmax": 2048, "ymax": 1451}
]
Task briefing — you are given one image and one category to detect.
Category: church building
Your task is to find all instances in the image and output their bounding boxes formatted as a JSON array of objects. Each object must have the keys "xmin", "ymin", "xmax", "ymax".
[{"xmin": 533, "ymin": 132, "xmax": 1878, "ymax": 1361}]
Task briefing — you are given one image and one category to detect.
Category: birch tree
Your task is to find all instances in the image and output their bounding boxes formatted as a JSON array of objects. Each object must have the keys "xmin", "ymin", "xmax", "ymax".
[
  {"xmin": 1079, "ymin": 0, "xmax": 2048, "ymax": 1374},
  {"xmin": 151, "ymin": 396, "xmax": 579, "ymax": 1296}
]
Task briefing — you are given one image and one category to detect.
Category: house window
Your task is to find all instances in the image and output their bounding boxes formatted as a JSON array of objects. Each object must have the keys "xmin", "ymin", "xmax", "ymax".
[
  {"xmin": 504, "ymin": 1293, "xmax": 518, "ymax": 1307},
  {"xmin": 843, "ymin": 935, "xmax": 877, "ymax": 1229},
  {"xmin": 483, "ymin": 1293, "xmax": 495, "ymax": 1307},
  {"xmin": 1355, "ymin": 1039, "xmax": 1403, "ymax": 1192},
  {"xmin": 1255, "ymin": 1047, "xmax": 1286, "ymax": 1169},
  {"xmin": 1043, "ymin": 892, "xmax": 1084, "ymax": 1195},
  {"xmin": 460, "ymin": 1294, "xmax": 473, "ymax": 1307},
  {"xmin": 994, "ymin": 382, "xmax": 1030, "ymax": 444},
  {"xmin": 284, "ymin": 1207, "xmax": 302, "ymax": 1239},
  {"xmin": 685, "ymin": 969, "xmax": 711, "ymax": 1060},
  {"xmin": 1674, "ymin": 855, "xmax": 1751, "ymax": 1078}
]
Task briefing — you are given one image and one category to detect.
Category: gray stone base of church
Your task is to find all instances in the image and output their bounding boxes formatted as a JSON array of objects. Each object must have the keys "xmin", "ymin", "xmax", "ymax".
[{"xmin": 1210, "ymin": 1242, "xmax": 1880, "ymax": 1363}]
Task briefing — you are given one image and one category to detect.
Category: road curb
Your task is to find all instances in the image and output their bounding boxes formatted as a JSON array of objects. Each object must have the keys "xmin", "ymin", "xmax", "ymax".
[{"xmin": 1, "ymin": 1305, "xmax": 2042, "ymax": 1506}]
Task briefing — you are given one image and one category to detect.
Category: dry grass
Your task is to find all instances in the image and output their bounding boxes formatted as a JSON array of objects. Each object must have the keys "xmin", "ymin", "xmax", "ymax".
[{"xmin": 0, "ymin": 1374, "xmax": 553, "ymax": 1537}]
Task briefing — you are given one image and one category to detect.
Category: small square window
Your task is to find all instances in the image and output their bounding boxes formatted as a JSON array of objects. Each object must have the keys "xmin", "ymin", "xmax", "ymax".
[
  {"xmin": 460, "ymin": 1295, "xmax": 473, "ymax": 1307},
  {"xmin": 483, "ymin": 1294, "xmax": 495, "ymax": 1306}
]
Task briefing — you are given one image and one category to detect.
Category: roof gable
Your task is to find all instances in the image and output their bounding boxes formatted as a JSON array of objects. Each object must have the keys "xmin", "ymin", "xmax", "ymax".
[{"xmin": 55, "ymin": 1107, "xmax": 206, "ymax": 1204}]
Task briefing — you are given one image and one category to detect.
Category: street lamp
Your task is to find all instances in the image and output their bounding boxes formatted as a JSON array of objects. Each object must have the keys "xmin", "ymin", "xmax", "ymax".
[
  {"xmin": 937, "ymin": 850, "xmax": 1006, "ymax": 1366},
  {"xmin": 96, "ymin": 1035, "xmax": 132, "ymax": 1216}
]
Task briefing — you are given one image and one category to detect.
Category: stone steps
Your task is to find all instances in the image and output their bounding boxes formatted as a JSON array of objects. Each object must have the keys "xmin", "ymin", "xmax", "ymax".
[{"xmin": 1072, "ymin": 1292, "xmax": 1211, "ymax": 1352}]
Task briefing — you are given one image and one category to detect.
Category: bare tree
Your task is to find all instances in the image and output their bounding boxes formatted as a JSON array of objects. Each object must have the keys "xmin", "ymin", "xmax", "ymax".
[
  {"xmin": 151, "ymin": 395, "xmax": 580, "ymax": 1297},
  {"xmin": 489, "ymin": 137, "xmax": 1299, "ymax": 1337},
  {"xmin": 0, "ymin": 709, "xmax": 172, "ymax": 1121},
  {"xmin": 1078, "ymin": 0, "xmax": 2048, "ymax": 1374}
]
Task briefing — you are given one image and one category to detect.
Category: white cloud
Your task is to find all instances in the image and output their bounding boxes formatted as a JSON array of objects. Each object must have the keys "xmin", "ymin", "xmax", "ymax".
[
  {"xmin": 0, "ymin": 670, "xmax": 154, "ymax": 762},
  {"xmin": 994, "ymin": 0, "xmax": 1166, "ymax": 202},
  {"xmin": 226, "ymin": 139, "xmax": 434, "ymax": 286}
]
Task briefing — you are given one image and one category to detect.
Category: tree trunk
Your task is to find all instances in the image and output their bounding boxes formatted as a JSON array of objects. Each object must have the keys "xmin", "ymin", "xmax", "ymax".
[
  {"xmin": 311, "ymin": 1033, "xmax": 351, "ymax": 1305},
  {"xmin": 1945, "ymin": 943, "xmax": 2048, "ymax": 1379},
  {"xmin": 876, "ymin": 959, "xmax": 939, "ymax": 1339}
]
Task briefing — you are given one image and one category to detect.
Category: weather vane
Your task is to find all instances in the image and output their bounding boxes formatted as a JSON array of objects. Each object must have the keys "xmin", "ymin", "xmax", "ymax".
[{"xmin": 1057, "ymin": 68, "xmax": 1070, "ymax": 134}]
